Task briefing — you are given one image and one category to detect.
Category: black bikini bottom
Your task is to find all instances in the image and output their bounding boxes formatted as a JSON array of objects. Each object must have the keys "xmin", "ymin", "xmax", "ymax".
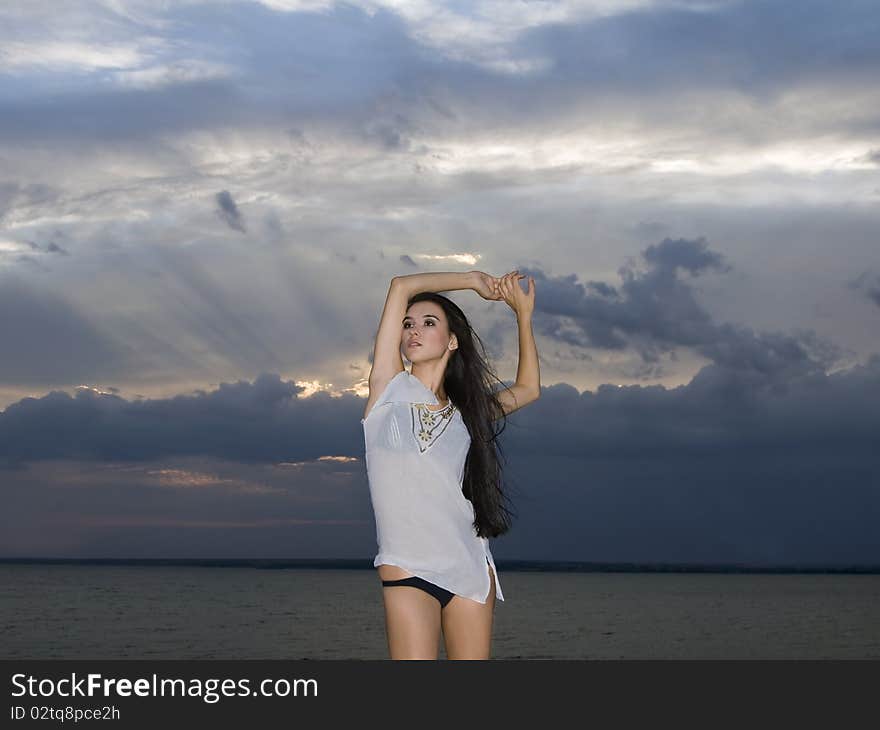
[
  {"xmin": 381, "ymin": 575, "xmax": 455, "ymax": 608},
  {"xmin": 380, "ymin": 559, "xmax": 493, "ymax": 608}
]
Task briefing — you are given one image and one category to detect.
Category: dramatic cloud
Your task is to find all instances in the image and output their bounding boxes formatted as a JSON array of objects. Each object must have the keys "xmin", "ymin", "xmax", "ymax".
[{"xmin": 1, "ymin": 346, "xmax": 878, "ymax": 563}]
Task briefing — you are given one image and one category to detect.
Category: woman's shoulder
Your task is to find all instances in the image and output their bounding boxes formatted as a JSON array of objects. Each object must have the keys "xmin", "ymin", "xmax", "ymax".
[{"xmin": 362, "ymin": 370, "xmax": 440, "ymax": 424}]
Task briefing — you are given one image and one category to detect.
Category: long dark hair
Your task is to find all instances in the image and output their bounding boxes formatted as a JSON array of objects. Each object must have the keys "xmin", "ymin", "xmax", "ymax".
[{"xmin": 406, "ymin": 291, "xmax": 517, "ymax": 538}]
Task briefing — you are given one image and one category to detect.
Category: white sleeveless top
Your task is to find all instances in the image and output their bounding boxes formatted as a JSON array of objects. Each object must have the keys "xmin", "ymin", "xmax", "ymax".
[{"xmin": 361, "ymin": 369, "xmax": 505, "ymax": 603}]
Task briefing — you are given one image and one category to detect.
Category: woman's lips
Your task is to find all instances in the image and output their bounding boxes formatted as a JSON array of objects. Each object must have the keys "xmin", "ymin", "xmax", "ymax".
[{"xmin": 408, "ymin": 342, "xmax": 421, "ymax": 347}]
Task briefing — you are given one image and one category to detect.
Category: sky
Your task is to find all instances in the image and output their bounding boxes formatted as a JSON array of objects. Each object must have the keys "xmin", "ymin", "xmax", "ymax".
[{"xmin": 1, "ymin": 0, "xmax": 878, "ymax": 565}]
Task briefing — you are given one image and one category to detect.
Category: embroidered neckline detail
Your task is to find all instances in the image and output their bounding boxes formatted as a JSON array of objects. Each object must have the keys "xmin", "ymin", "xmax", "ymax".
[{"xmin": 410, "ymin": 401, "xmax": 456, "ymax": 452}]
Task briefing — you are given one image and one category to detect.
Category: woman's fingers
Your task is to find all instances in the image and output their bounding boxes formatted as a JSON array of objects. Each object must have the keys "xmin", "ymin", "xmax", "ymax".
[{"xmin": 495, "ymin": 270, "xmax": 527, "ymax": 305}]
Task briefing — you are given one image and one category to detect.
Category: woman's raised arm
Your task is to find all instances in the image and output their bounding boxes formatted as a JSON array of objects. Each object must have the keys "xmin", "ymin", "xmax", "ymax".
[
  {"xmin": 395, "ymin": 270, "xmax": 510, "ymax": 301},
  {"xmin": 495, "ymin": 272, "xmax": 540, "ymax": 416},
  {"xmin": 393, "ymin": 270, "xmax": 480, "ymax": 297}
]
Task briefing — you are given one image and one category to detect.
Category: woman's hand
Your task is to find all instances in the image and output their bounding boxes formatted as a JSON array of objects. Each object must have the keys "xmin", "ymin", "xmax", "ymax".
[
  {"xmin": 498, "ymin": 270, "xmax": 535, "ymax": 317},
  {"xmin": 471, "ymin": 271, "xmax": 505, "ymax": 301}
]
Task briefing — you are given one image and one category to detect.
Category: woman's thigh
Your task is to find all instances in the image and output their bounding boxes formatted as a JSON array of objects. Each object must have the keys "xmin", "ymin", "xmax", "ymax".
[
  {"xmin": 441, "ymin": 563, "xmax": 497, "ymax": 660},
  {"xmin": 379, "ymin": 573, "xmax": 442, "ymax": 660}
]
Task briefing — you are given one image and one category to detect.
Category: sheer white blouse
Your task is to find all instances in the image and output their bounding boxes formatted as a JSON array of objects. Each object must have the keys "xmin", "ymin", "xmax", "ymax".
[{"xmin": 362, "ymin": 369, "xmax": 504, "ymax": 603}]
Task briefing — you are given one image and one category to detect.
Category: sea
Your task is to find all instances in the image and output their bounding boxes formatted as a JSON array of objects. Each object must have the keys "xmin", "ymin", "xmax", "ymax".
[{"xmin": 2, "ymin": 560, "xmax": 878, "ymax": 660}]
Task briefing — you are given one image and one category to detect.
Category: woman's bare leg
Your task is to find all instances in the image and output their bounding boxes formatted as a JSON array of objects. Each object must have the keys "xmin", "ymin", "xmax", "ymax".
[
  {"xmin": 441, "ymin": 562, "xmax": 496, "ymax": 660},
  {"xmin": 377, "ymin": 565, "xmax": 442, "ymax": 660}
]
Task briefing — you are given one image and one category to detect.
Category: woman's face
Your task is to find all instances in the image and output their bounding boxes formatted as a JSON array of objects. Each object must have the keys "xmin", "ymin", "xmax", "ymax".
[{"xmin": 402, "ymin": 302, "xmax": 455, "ymax": 362}]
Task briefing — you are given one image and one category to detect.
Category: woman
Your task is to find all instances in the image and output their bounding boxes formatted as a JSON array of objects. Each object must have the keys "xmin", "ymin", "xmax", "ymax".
[{"xmin": 361, "ymin": 269, "xmax": 540, "ymax": 659}]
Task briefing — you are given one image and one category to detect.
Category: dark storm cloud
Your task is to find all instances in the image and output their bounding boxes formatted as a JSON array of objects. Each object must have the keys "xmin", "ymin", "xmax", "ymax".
[
  {"xmin": 0, "ymin": 372, "xmax": 306, "ymax": 468},
  {"xmin": 641, "ymin": 236, "xmax": 729, "ymax": 275},
  {"xmin": 215, "ymin": 190, "xmax": 246, "ymax": 233},
  {"xmin": 524, "ymin": 237, "xmax": 840, "ymax": 379},
  {"xmin": 0, "ymin": 339, "xmax": 875, "ymax": 471},
  {"xmin": 2, "ymin": 345, "xmax": 879, "ymax": 563},
  {"xmin": 503, "ymin": 353, "xmax": 880, "ymax": 565}
]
